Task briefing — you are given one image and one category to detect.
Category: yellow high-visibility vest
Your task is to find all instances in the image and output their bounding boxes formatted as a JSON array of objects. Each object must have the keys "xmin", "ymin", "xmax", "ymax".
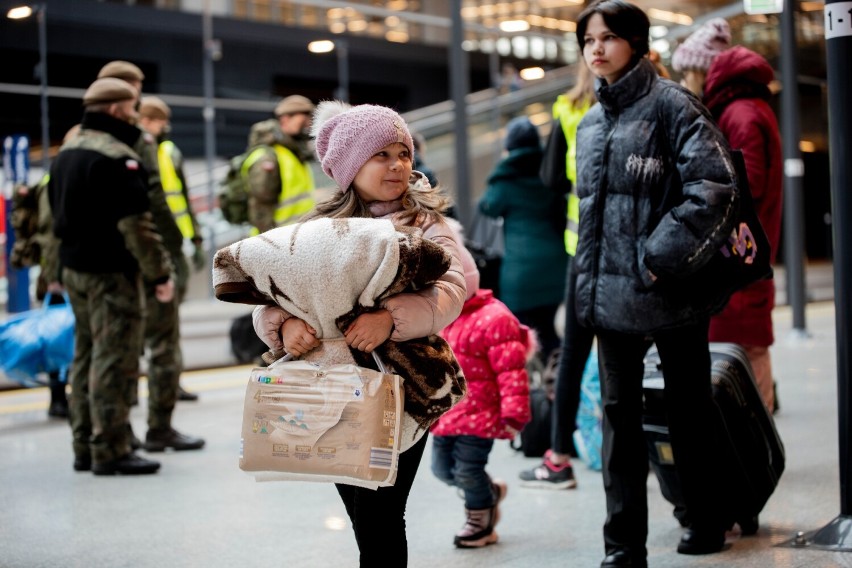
[
  {"xmin": 158, "ymin": 140, "xmax": 195, "ymax": 240},
  {"xmin": 552, "ymin": 95, "xmax": 591, "ymax": 257},
  {"xmin": 243, "ymin": 144, "xmax": 314, "ymax": 235}
]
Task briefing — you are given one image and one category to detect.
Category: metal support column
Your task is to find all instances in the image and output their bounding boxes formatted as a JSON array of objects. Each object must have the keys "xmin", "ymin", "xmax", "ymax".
[
  {"xmin": 781, "ymin": 0, "xmax": 852, "ymax": 551},
  {"xmin": 780, "ymin": 0, "xmax": 807, "ymax": 332},
  {"xmin": 202, "ymin": 1, "xmax": 218, "ymax": 297},
  {"xmin": 335, "ymin": 39, "xmax": 349, "ymax": 103},
  {"xmin": 449, "ymin": 0, "xmax": 471, "ymax": 226},
  {"xmin": 489, "ymin": 45, "xmax": 502, "ymax": 165},
  {"xmin": 36, "ymin": 4, "xmax": 49, "ymax": 170},
  {"xmin": 825, "ymin": 0, "xmax": 852, "ymax": 519}
]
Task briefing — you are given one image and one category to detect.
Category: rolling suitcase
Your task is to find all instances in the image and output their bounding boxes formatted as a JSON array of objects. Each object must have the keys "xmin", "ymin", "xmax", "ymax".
[{"xmin": 642, "ymin": 342, "xmax": 785, "ymax": 533}]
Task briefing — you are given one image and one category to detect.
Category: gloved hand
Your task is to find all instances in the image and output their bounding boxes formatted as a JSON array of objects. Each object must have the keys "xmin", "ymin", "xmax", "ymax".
[{"xmin": 191, "ymin": 240, "xmax": 205, "ymax": 271}]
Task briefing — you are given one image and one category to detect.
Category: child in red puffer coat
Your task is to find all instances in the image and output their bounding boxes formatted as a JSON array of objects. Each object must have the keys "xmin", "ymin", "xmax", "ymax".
[{"xmin": 431, "ymin": 221, "xmax": 534, "ymax": 549}]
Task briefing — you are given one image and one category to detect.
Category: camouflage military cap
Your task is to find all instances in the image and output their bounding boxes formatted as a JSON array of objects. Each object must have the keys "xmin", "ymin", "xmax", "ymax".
[
  {"xmin": 139, "ymin": 96, "xmax": 171, "ymax": 120},
  {"xmin": 274, "ymin": 95, "xmax": 315, "ymax": 117},
  {"xmin": 83, "ymin": 78, "xmax": 138, "ymax": 106},
  {"xmin": 97, "ymin": 60, "xmax": 145, "ymax": 83}
]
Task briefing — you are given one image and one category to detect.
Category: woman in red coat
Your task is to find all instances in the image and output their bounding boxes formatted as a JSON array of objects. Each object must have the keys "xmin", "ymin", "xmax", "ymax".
[{"xmin": 702, "ymin": 45, "xmax": 784, "ymax": 412}]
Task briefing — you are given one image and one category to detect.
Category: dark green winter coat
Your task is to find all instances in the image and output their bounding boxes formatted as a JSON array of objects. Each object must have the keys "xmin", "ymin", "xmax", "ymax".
[{"xmin": 478, "ymin": 146, "xmax": 568, "ymax": 313}]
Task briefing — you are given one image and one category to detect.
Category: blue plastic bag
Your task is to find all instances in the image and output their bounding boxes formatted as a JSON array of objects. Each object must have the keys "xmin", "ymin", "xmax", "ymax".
[
  {"xmin": 573, "ymin": 350, "xmax": 602, "ymax": 471},
  {"xmin": 0, "ymin": 292, "xmax": 75, "ymax": 386}
]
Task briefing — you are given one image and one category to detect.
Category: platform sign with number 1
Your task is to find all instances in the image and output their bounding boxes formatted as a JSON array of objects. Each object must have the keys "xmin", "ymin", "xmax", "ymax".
[{"xmin": 826, "ymin": 2, "xmax": 852, "ymax": 39}]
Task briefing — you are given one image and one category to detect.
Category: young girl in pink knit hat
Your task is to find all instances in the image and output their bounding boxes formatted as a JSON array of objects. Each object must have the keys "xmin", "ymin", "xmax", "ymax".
[{"xmin": 252, "ymin": 100, "xmax": 467, "ymax": 567}]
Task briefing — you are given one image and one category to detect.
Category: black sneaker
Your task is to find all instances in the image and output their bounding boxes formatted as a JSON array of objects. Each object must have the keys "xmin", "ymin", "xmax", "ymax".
[
  {"xmin": 144, "ymin": 427, "xmax": 205, "ymax": 452},
  {"xmin": 677, "ymin": 528, "xmax": 726, "ymax": 555},
  {"xmin": 92, "ymin": 453, "xmax": 160, "ymax": 476},
  {"xmin": 47, "ymin": 397, "xmax": 69, "ymax": 418},
  {"xmin": 177, "ymin": 385, "xmax": 199, "ymax": 402},
  {"xmin": 73, "ymin": 455, "xmax": 92, "ymax": 472},
  {"xmin": 519, "ymin": 450, "xmax": 578, "ymax": 489}
]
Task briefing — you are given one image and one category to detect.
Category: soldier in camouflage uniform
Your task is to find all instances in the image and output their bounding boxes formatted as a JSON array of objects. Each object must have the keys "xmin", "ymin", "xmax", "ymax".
[
  {"xmin": 97, "ymin": 62, "xmax": 205, "ymax": 451},
  {"xmin": 48, "ymin": 78, "xmax": 173, "ymax": 475},
  {"xmin": 137, "ymin": 96, "xmax": 208, "ymax": 406},
  {"xmin": 245, "ymin": 94, "xmax": 316, "ymax": 233},
  {"xmin": 138, "ymin": 95, "xmax": 206, "ymax": 283}
]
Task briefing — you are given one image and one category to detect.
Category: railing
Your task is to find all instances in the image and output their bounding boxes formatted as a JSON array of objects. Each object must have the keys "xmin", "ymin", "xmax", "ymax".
[{"xmin": 403, "ymin": 64, "xmax": 579, "ymax": 139}]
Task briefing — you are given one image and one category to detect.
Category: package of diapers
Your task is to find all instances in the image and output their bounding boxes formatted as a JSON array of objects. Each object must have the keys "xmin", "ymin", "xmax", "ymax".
[{"xmin": 239, "ymin": 353, "xmax": 404, "ymax": 489}]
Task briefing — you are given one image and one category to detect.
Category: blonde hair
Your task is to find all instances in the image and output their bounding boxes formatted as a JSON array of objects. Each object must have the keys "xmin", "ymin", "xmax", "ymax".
[
  {"xmin": 566, "ymin": 62, "xmax": 597, "ymax": 111},
  {"xmin": 301, "ymin": 173, "xmax": 450, "ymax": 227}
]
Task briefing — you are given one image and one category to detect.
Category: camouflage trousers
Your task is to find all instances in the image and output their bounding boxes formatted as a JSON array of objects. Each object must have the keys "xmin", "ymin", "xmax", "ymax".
[
  {"xmin": 140, "ymin": 273, "xmax": 182, "ymax": 431},
  {"xmin": 173, "ymin": 250, "xmax": 189, "ymax": 303},
  {"xmin": 64, "ymin": 268, "xmax": 144, "ymax": 463}
]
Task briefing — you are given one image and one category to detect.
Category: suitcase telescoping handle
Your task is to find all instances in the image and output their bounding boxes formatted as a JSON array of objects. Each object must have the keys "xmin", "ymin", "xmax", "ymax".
[{"xmin": 270, "ymin": 349, "xmax": 388, "ymax": 374}]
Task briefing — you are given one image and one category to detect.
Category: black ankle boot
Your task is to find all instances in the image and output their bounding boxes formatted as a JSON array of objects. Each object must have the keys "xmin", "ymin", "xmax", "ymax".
[
  {"xmin": 47, "ymin": 372, "xmax": 69, "ymax": 418},
  {"xmin": 677, "ymin": 528, "xmax": 726, "ymax": 555},
  {"xmin": 601, "ymin": 548, "xmax": 647, "ymax": 567}
]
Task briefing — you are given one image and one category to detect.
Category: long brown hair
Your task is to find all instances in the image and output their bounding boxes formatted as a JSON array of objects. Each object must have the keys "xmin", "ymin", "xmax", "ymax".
[{"xmin": 301, "ymin": 172, "xmax": 450, "ymax": 227}]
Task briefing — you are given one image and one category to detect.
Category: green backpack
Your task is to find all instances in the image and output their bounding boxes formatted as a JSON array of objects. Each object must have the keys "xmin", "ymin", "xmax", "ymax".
[
  {"xmin": 218, "ymin": 119, "xmax": 281, "ymax": 225},
  {"xmin": 10, "ymin": 179, "xmax": 45, "ymax": 269},
  {"xmin": 217, "ymin": 152, "xmax": 252, "ymax": 225}
]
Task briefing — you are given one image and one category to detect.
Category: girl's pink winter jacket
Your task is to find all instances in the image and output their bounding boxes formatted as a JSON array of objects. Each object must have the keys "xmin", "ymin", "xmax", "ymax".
[{"xmin": 431, "ymin": 289, "xmax": 532, "ymax": 440}]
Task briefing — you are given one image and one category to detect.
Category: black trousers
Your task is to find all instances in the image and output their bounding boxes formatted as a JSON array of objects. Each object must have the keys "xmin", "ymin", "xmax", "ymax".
[
  {"xmin": 552, "ymin": 259, "xmax": 595, "ymax": 455},
  {"xmin": 596, "ymin": 317, "xmax": 725, "ymax": 557},
  {"xmin": 335, "ymin": 432, "xmax": 429, "ymax": 567}
]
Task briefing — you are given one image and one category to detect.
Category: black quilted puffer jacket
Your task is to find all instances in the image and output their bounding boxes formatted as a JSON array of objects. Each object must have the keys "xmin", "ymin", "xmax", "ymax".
[{"xmin": 574, "ymin": 58, "xmax": 738, "ymax": 334}]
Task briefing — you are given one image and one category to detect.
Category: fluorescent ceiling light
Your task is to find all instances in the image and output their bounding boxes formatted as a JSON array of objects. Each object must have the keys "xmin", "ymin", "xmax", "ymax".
[
  {"xmin": 520, "ymin": 66, "xmax": 545, "ymax": 80},
  {"xmin": 7, "ymin": 6, "xmax": 34, "ymax": 19},
  {"xmin": 647, "ymin": 8, "xmax": 692, "ymax": 26},
  {"xmin": 308, "ymin": 40, "xmax": 335, "ymax": 53},
  {"xmin": 500, "ymin": 19, "xmax": 530, "ymax": 32}
]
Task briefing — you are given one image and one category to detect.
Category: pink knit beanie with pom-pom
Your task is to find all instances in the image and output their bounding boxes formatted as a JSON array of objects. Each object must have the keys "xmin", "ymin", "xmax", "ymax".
[{"xmin": 311, "ymin": 101, "xmax": 415, "ymax": 192}]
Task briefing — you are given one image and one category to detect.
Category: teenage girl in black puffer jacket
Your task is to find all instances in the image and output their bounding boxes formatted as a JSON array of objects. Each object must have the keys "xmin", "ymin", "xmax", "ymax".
[{"xmin": 573, "ymin": 2, "xmax": 740, "ymax": 566}]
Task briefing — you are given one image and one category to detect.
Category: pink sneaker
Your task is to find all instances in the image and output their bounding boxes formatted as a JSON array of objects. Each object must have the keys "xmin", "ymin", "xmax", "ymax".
[{"xmin": 519, "ymin": 450, "xmax": 578, "ymax": 489}]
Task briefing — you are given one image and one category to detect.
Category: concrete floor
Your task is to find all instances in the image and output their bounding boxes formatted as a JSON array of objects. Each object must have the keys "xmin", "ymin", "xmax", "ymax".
[{"xmin": 1, "ymin": 301, "xmax": 850, "ymax": 567}]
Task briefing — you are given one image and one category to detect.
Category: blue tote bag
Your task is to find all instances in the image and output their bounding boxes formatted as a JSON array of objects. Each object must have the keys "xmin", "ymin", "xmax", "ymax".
[{"xmin": 0, "ymin": 292, "xmax": 75, "ymax": 385}]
